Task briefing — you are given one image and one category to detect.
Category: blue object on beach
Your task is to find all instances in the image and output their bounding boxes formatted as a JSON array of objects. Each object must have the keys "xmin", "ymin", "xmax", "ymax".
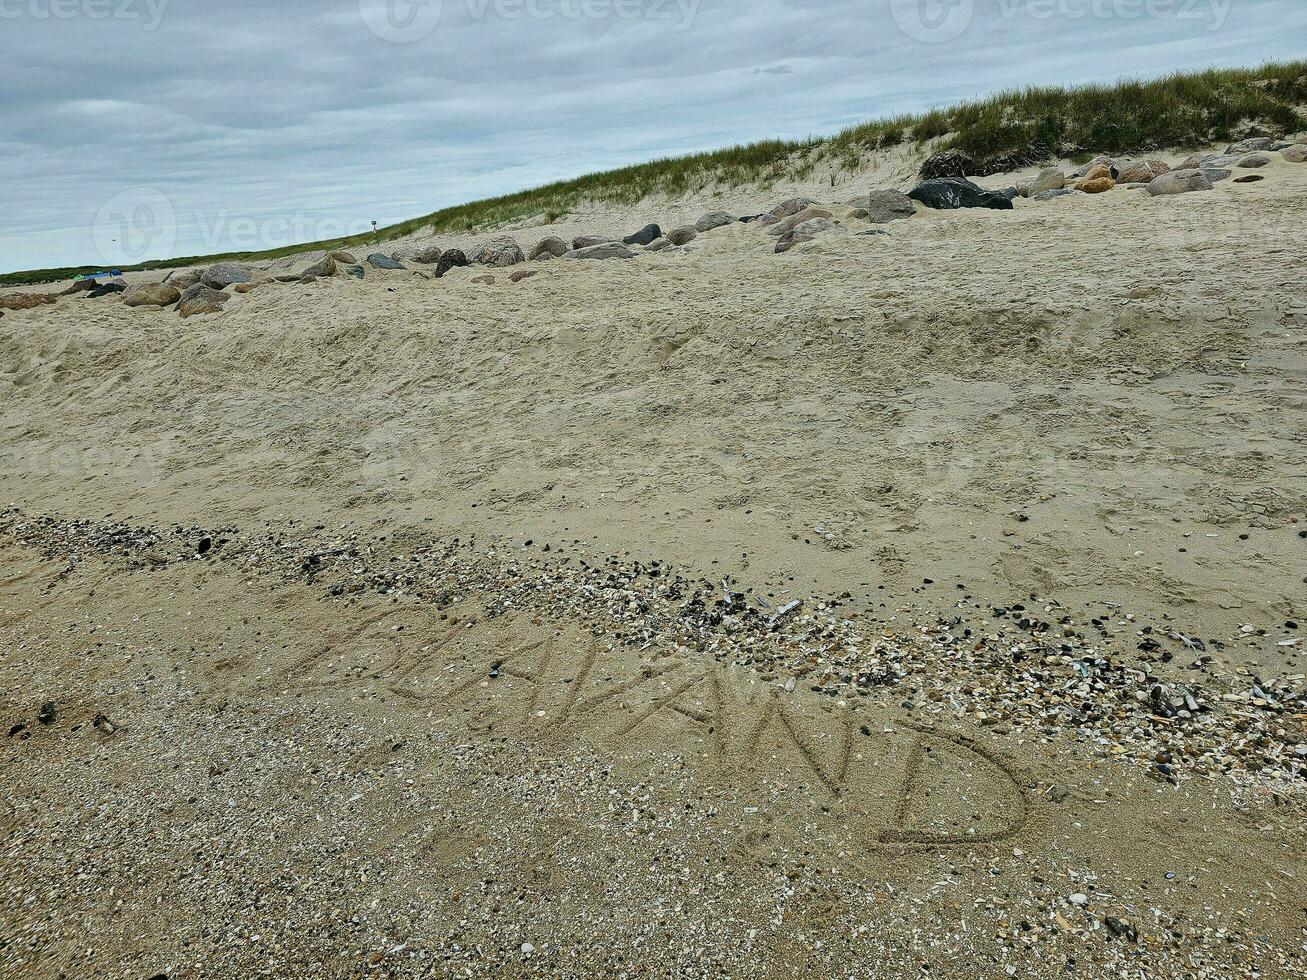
[{"xmin": 74, "ymin": 270, "xmax": 124, "ymax": 281}]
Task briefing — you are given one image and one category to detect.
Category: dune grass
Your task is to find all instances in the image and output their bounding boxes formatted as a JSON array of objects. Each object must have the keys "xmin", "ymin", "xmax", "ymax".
[{"xmin": 5, "ymin": 61, "xmax": 1304, "ymax": 287}]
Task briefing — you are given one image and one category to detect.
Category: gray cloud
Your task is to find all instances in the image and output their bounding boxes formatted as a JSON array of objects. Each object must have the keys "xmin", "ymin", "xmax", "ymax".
[{"xmin": 1, "ymin": 0, "xmax": 1301, "ymax": 271}]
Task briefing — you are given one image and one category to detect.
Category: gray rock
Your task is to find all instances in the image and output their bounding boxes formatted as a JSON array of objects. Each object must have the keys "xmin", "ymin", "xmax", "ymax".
[
  {"xmin": 571, "ymin": 235, "xmax": 610, "ymax": 250},
  {"xmin": 301, "ymin": 256, "xmax": 337, "ymax": 279},
  {"xmin": 1030, "ymin": 167, "xmax": 1067, "ymax": 195},
  {"xmin": 122, "ymin": 282, "xmax": 181, "ymax": 308},
  {"xmin": 864, "ymin": 189, "xmax": 916, "ymax": 223},
  {"xmin": 166, "ymin": 269, "xmax": 203, "ymax": 291},
  {"xmin": 529, "ymin": 236, "xmax": 569, "ymax": 260},
  {"xmin": 367, "ymin": 253, "xmax": 405, "ymax": 270},
  {"xmin": 411, "ymin": 244, "xmax": 442, "ymax": 264},
  {"xmin": 344, "ymin": 265, "xmax": 365, "ymax": 279},
  {"xmin": 327, "ymin": 250, "xmax": 358, "ymax": 264},
  {"xmin": 177, "ymin": 284, "xmax": 230, "ymax": 317},
  {"xmin": 768, "ymin": 197, "xmax": 817, "ymax": 219},
  {"xmin": 1226, "ymin": 137, "xmax": 1276, "ymax": 154},
  {"xmin": 471, "ymin": 236, "xmax": 525, "ymax": 267},
  {"xmin": 1282, "ymin": 145, "xmax": 1307, "ymax": 163},
  {"xmin": 1201, "ymin": 168, "xmax": 1232, "ymax": 183},
  {"xmin": 200, "ymin": 262, "xmax": 253, "ymax": 289},
  {"xmin": 694, "ymin": 211, "xmax": 735, "ymax": 232},
  {"xmin": 1071, "ymin": 155, "xmax": 1114, "ymax": 178},
  {"xmin": 775, "ymin": 217, "xmax": 840, "ymax": 253},
  {"xmin": 1032, "ymin": 188, "xmax": 1077, "ymax": 201},
  {"xmin": 1114, "ymin": 159, "xmax": 1170, "ymax": 184},
  {"xmin": 767, "ymin": 207, "xmax": 833, "ymax": 237},
  {"xmin": 1146, "ymin": 169, "xmax": 1214, "ymax": 196},
  {"xmin": 645, "ymin": 238, "xmax": 672, "ymax": 251},
  {"xmin": 855, "ymin": 229, "xmax": 888, "ymax": 236},
  {"xmin": 622, "ymin": 223, "xmax": 662, "ymax": 246},
  {"xmin": 564, "ymin": 242, "xmax": 636, "ymax": 260},
  {"xmin": 1236, "ymin": 152, "xmax": 1272, "ymax": 168},
  {"xmin": 666, "ymin": 226, "xmax": 697, "ymax": 246},
  {"xmin": 847, "ymin": 208, "xmax": 870, "ymax": 219}
]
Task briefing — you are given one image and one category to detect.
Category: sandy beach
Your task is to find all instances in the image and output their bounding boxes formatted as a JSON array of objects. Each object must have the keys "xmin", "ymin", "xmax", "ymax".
[{"xmin": 2, "ymin": 147, "xmax": 1305, "ymax": 978}]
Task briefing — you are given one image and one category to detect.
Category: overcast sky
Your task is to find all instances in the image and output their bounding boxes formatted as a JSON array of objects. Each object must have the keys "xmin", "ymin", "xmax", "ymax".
[{"xmin": 1, "ymin": 0, "xmax": 1302, "ymax": 272}]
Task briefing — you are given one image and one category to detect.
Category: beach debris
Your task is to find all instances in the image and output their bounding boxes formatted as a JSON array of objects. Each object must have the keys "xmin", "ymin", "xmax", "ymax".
[
  {"xmin": 919, "ymin": 150, "xmax": 976, "ymax": 180},
  {"xmin": 92, "ymin": 714, "xmax": 117, "ymax": 735}
]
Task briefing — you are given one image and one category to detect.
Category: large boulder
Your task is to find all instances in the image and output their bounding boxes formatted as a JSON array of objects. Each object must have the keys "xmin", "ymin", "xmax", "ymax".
[
  {"xmin": 1226, "ymin": 137, "xmax": 1277, "ymax": 155},
  {"xmin": 768, "ymin": 197, "xmax": 817, "ymax": 219},
  {"xmin": 767, "ymin": 207, "xmax": 833, "ymax": 238},
  {"xmin": 694, "ymin": 211, "xmax": 735, "ymax": 232},
  {"xmin": 908, "ymin": 178, "xmax": 1014, "ymax": 210},
  {"xmin": 571, "ymin": 235, "xmax": 610, "ymax": 250},
  {"xmin": 123, "ymin": 283, "xmax": 181, "ymax": 308},
  {"xmin": 775, "ymin": 217, "xmax": 841, "ymax": 253},
  {"xmin": 167, "ymin": 269, "xmax": 202, "ymax": 290},
  {"xmin": 1070, "ymin": 155, "xmax": 1115, "ymax": 179},
  {"xmin": 864, "ymin": 189, "xmax": 916, "ymax": 223},
  {"xmin": 471, "ymin": 236, "xmax": 525, "ymax": 267},
  {"xmin": 1236, "ymin": 153, "xmax": 1272, "ymax": 168},
  {"xmin": 200, "ymin": 262, "xmax": 253, "ymax": 289},
  {"xmin": 1201, "ymin": 168, "xmax": 1233, "ymax": 183},
  {"xmin": 622, "ymin": 223, "xmax": 662, "ymax": 246},
  {"xmin": 1114, "ymin": 159, "xmax": 1170, "ymax": 184},
  {"xmin": 434, "ymin": 248, "xmax": 469, "ymax": 278},
  {"xmin": 301, "ymin": 256, "xmax": 337, "ymax": 279},
  {"xmin": 1283, "ymin": 145, "xmax": 1307, "ymax": 163},
  {"xmin": 919, "ymin": 150, "xmax": 976, "ymax": 180},
  {"xmin": 411, "ymin": 243, "xmax": 442, "ymax": 264},
  {"xmin": 665, "ymin": 226, "xmax": 697, "ymax": 246},
  {"xmin": 1146, "ymin": 169, "xmax": 1214, "ymax": 196},
  {"xmin": 367, "ymin": 253, "xmax": 405, "ymax": 270},
  {"xmin": 1074, "ymin": 164, "xmax": 1114, "ymax": 194},
  {"xmin": 177, "ymin": 284, "xmax": 230, "ymax": 317},
  {"xmin": 327, "ymin": 250, "xmax": 357, "ymax": 264},
  {"xmin": 529, "ymin": 236, "xmax": 568, "ymax": 260},
  {"xmin": 0, "ymin": 292, "xmax": 58, "ymax": 311},
  {"xmin": 1029, "ymin": 167, "xmax": 1066, "ymax": 195},
  {"xmin": 564, "ymin": 242, "xmax": 636, "ymax": 260}
]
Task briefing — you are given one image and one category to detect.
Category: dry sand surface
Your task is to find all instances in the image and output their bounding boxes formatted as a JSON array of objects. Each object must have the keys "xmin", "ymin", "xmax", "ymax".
[{"xmin": 1, "ymin": 148, "xmax": 1305, "ymax": 978}]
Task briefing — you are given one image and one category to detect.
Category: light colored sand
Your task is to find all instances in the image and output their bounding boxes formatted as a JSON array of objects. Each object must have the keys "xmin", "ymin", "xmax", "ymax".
[{"xmin": 2, "ymin": 146, "xmax": 1306, "ymax": 978}]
